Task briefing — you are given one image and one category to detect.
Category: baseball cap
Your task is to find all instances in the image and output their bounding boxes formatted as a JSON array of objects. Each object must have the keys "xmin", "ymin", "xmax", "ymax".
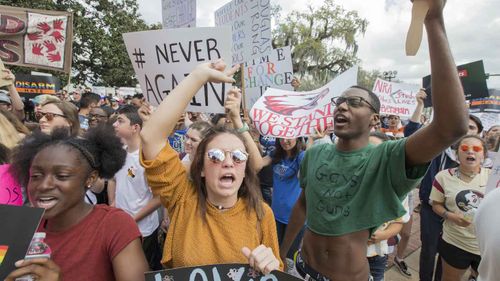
[
  {"xmin": 32, "ymin": 94, "xmax": 60, "ymax": 105},
  {"xmin": 0, "ymin": 90, "xmax": 11, "ymax": 105}
]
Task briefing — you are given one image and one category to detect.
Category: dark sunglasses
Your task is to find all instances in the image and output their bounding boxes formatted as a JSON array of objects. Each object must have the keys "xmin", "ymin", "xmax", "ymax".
[
  {"xmin": 331, "ymin": 96, "xmax": 377, "ymax": 112},
  {"xmin": 35, "ymin": 111, "xmax": 66, "ymax": 121},
  {"xmin": 207, "ymin": 148, "xmax": 249, "ymax": 164},
  {"xmin": 460, "ymin": 144, "xmax": 483, "ymax": 153}
]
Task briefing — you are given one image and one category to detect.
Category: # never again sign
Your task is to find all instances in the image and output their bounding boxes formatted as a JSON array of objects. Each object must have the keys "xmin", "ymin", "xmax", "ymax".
[{"xmin": 123, "ymin": 27, "xmax": 232, "ymax": 113}]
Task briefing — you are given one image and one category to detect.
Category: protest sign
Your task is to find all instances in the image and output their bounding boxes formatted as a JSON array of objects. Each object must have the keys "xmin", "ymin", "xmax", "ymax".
[
  {"xmin": 162, "ymin": 0, "xmax": 196, "ymax": 28},
  {"xmin": 244, "ymin": 46, "xmax": 294, "ymax": 109},
  {"xmin": 486, "ymin": 151, "xmax": 500, "ymax": 195},
  {"xmin": 0, "ymin": 5, "xmax": 73, "ymax": 73},
  {"xmin": 423, "ymin": 60, "xmax": 489, "ymax": 107},
  {"xmin": 123, "ymin": 27, "xmax": 232, "ymax": 113},
  {"xmin": 0, "ymin": 205, "xmax": 44, "ymax": 279},
  {"xmin": 0, "ymin": 59, "xmax": 11, "ymax": 88},
  {"xmin": 472, "ymin": 112, "xmax": 500, "ymax": 132},
  {"xmin": 250, "ymin": 66, "xmax": 358, "ymax": 138},
  {"xmin": 215, "ymin": 0, "xmax": 272, "ymax": 65},
  {"xmin": 145, "ymin": 263, "xmax": 302, "ymax": 281},
  {"xmin": 470, "ymin": 89, "xmax": 500, "ymax": 114},
  {"xmin": 372, "ymin": 78, "xmax": 421, "ymax": 118},
  {"xmin": 0, "ymin": 164, "xmax": 23, "ymax": 206},
  {"xmin": 14, "ymin": 73, "xmax": 61, "ymax": 96}
]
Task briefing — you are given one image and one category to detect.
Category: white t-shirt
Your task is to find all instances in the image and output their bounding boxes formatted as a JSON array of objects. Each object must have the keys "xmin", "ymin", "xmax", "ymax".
[
  {"xmin": 430, "ymin": 168, "xmax": 490, "ymax": 255},
  {"xmin": 476, "ymin": 187, "xmax": 500, "ymax": 281},
  {"xmin": 115, "ymin": 149, "xmax": 159, "ymax": 236}
]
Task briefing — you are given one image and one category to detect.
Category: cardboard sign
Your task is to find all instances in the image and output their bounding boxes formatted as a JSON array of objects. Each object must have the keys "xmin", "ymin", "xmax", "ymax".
[
  {"xmin": 372, "ymin": 78, "xmax": 421, "ymax": 118},
  {"xmin": 0, "ymin": 5, "xmax": 73, "ymax": 73},
  {"xmin": 405, "ymin": 0, "xmax": 429, "ymax": 56},
  {"xmin": 250, "ymin": 66, "xmax": 358, "ymax": 138},
  {"xmin": 145, "ymin": 263, "xmax": 302, "ymax": 281},
  {"xmin": 123, "ymin": 27, "xmax": 232, "ymax": 113},
  {"xmin": 244, "ymin": 46, "xmax": 294, "ymax": 109},
  {"xmin": 0, "ymin": 205, "xmax": 44, "ymax": 279},
  {"xmin": 0, "ymin": 59, "xmax": 11, "ymax": 88},
  {"xmin": 470, "ymin": 89, "xmax": 500, "ymax": 114},
  {"xmin": 423, "ymin": 60, "xmax": 490, "ymax": 107},
  {"xmin": 14, "ymin": 73, "xmax": 61, "ymax": 96},
  {"xmin": 215, "ymin": 0, "xmax": 272, "ymax": 65},
  {"xmin": 162, "ymin": 0, "xmax": 197, "ymax": 28}
]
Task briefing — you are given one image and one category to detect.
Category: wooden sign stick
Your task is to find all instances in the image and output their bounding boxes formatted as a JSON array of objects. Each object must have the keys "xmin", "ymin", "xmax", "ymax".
[
  {"xmin": 405, "ymin": 0, "xmax": 430, "ymax": 56},
  {"xmin": 239, "ymin": 63, "xmax": 248, "ymax": 119}
]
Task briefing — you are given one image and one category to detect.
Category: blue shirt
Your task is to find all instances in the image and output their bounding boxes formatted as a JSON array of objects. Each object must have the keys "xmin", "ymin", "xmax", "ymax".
[{"xmin": 271, "ymin": 151, "xmax": 305, "ymax": 224}]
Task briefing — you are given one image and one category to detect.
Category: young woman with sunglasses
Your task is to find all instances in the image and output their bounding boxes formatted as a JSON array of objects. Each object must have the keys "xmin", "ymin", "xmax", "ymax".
[
  {"xmin": 37, "ymin": 100, "xmax": 80, "ymax": 137},
  {"xmin": 139, "ymin": 60, "xmax": 282, "ymax": 274},
  {"xmin": 430, "ymin": 135, "xmax": 490, "ymax": 281}
]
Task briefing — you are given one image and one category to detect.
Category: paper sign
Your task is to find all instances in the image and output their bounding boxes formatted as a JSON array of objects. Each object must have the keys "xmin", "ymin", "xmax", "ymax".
[
  {"xmin": 472, "ymin": 113, "xmax": 500, "ymax": 132},
  {"xmin": 0, "ymin": 205, "xmax": 44, "ymax": 279},
  {"xmin": 250, "ymin": 66, "xmax": 358, "ymax": 138},
  {"xmin": 0, "ymin": 59, "xmax": 11, "ymax": 88},
  {"xmin": 215, "ymin": 0, "xmax": 272, "ymax": 65},
  {"xmin": 372, "ymin": 78, "xmax": 421, "ymax": 118},
  {"xmin": 244, "ymin": 46, "xmax": 294, "ymax": 109},
  {"xmin": 14, "ymin": 74, "xmax": 61, "ymax": 96},
  {"xmin": 145, "ymin": 263, "xmax": 302, "ymax": 281},
  {"xmin": 0, "ymin": 164, "xmax": 23, "ymax": 206},
  {"xmin": 486, "ymin": 151, "xmax": 500, "ymax": 195},
  {"xmin": 0, "ymin": 5, "xmax": 73, "ymax": 73},
  {"xmin": 162, "ymin": 0, "xmax": 196, "ymax": 28},
  {"xmin": 123, "ymin": 27, "xmax": 232, "ymax": 113}
]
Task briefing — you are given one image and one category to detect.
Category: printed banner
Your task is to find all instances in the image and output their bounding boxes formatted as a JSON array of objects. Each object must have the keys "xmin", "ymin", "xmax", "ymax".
[
  {"xmin": 422, "ymin": 60, "xmax": 489, "ymax": 107},
  {"xmin": 250, "ymin": 66, "xmax": 358, "ymax": 138},
  {"xmin": 14, "ymin": 73, "xmax": 61, "ymax": 96},
  {"xmin": 215, "ymin": 0, "xmax": 272, "ymax": 65},
  {"xmin": 372, "ymin": 78, "xmax": 421, "ymax": 118},
  {"xmin": 145, "ymin": 263, "xmax": 302, "ymax": 281},
  {"xmin": 123, "ymin": 27, "xmax": 232, "ymax": 113},
  {"xmin": 244, "ymin": 46, "xmax": 294, "ymax": 109},
  {"xmin": 0, "ymin": 5, "xmax": 73, "ymax": 73},
  {"xmin": 0, "ymin": 205, "xmax": 44, "ymax": 280},
  {"xmin": 162, "ymin": 0, "xmax": 196, "ymax": 28},
  {"xmin": 470, "ymin": 89, "xmax": 500, "ymax": 114}
]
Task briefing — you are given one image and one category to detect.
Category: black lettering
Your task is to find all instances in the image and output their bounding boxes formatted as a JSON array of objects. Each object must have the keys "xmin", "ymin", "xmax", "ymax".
[
  {"xmin": 206, "ymin": 38, "xmax": 221, "ymax": 60},
  {"xmin": 193, "ymin": 40, "xmax": 204, "ymax": 61},
  {"xmin": 277, "ymin": 48, "xmax": 285, "ymax": 61},
  {"xmin": 178, "ymin": 41, "xmax": 192, "ymax": 61},
  {"xmin": 144, "ymin": 74, "xmax": 161, "ymax": 104},
  {"xmin": 155, "ymin": 44, "xmax": 170, "ymax": 64},
  {"xmin": 169, "ymin": 43, "xmax": 180, "ymax": 63}
]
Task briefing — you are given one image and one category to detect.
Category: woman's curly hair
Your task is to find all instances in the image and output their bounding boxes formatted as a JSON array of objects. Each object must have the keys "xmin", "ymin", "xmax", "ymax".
[{"xmin": 10, "ymin": 124, "xmax": 126, "ymax": 187}]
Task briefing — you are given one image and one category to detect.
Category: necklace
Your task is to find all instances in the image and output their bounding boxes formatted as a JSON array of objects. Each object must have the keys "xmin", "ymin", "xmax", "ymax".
[
  {"xmin": 207, "ymin": 200, "xmax": 234, "ymax": 210},
  {"xmin": 456, "ymin": 168, "xmax": 476, "ymax": 180}
]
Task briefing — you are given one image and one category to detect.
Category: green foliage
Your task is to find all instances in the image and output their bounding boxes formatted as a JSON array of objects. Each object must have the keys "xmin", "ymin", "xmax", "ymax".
[
  {"xmin": 272, "ymin": 0, "xmax": 368, "ymax": 90},
  {"xmin": 358, "ymin": 67, "xmax": 381, "ymax": 90},
  {"xmin": 0, "ymin": 0, "xmax": 155, "ymax": 87}
]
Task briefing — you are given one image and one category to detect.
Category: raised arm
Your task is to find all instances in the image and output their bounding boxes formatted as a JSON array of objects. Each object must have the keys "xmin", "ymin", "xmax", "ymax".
[
  {"xmin": 2, "ymin": 69, "xmax": 25, "ymax": 121},
  {"xmin": 410, "ymin": 89, "xmax": 426, "ymax": 123},
  {"xmin": 140, "ymin": 60, "xmax": 238, "ymax": 160},
  {"xmin": 405, "ymin": 0, "xmax": 468, "ymax": 166},
  {"xmin": 225, "ymin": 87, "xmax": 271, "ymax": 171}
]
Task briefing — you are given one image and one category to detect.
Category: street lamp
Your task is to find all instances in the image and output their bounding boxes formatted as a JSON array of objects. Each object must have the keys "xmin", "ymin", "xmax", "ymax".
[{"xmin": 383, "ymin": 70, "xmax": 398, "ymax": 81}]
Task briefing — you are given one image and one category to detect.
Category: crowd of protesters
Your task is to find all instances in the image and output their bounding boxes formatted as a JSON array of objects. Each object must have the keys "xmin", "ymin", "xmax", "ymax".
[{"xmin": 1, "ymin": 2, "xmax": 500, "ymax": 281}]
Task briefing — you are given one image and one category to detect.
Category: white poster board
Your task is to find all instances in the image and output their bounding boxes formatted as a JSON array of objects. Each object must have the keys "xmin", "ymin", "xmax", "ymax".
[
  {"xmin": 372, "ymin": 78, "xmax": 420, "ymax": 118},
  {"xmin": 250, "ymin": 66, "xmax": 358, "ymax": 138},
  {"xmin": 123, "ymin": 27, "xmax": 232, "ymax": 113},
  {"xmin": 472, "ymin": 112, "xmax": 500, "ymax": 132},
  {"xmin": 162, "ymin": 0, "xmax": 196, "ymax": 28},
  {"xmin": 486, "ymin": 151, "xmax": 500, "ymax": 194},
  {"xmin": 215, "ymin": 0, "xmax": 272, "ymax": 65},
  {"xmin": 244, "ymin": 46, "xmax": 293, "ymax": 109}
]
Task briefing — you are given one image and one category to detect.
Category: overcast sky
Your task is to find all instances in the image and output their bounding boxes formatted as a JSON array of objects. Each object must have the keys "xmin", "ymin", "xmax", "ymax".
[{"xmin": 136, "ymin": 0, "xmax": 500, "ymax": 88}]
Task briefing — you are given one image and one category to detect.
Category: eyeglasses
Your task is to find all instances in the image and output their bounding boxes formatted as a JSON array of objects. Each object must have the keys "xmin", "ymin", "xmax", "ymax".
[
  {"xmin": 460, "ymin": 144, "xmax": 483, "ymax": 153},
  {"xmin": 207, "ymin": 148, "xmax": 249, "ymax": 164},
  {"xmin": 331, "ymin": 96, "xmax": 377, "ymax": 112},
  {"xmin": 35, "ymin": 111, "xmax": 66, "ymax": 121}
]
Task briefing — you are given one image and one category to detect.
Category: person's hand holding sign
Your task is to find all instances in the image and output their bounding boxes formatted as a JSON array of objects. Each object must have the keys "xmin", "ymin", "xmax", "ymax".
[
  {"xmin": 242, "ymin": 245, "xmax": 281, "ymax": 275},
  {"xmin": 224, "ymin": 87, "xmax": 242, "ymax": 125},
  {"xmin": 192, "ymin": 59, "xmax": 238, "ymax": 85}
]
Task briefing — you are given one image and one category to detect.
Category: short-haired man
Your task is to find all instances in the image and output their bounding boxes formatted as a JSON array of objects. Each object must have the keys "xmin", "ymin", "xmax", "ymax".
[
  {"xmin": 280, "ymin": 2, "xmax": 469, "ymax": 280},
  {"xmin": 78, "ymin": 92, "xmax": 101, "ymax": 131}
]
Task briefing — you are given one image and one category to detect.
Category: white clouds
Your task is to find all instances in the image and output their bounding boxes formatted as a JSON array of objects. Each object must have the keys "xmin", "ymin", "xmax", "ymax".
[{"xmin": 137, "ymin": 0, "xmax": 500, "ymax": 88}]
